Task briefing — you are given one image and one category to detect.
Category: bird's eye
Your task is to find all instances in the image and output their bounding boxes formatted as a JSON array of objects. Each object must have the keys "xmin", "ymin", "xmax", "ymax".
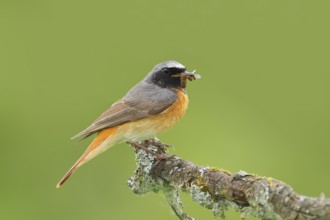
[{"xmin": 163, "ymin": 68, "xmax": 170, "ymax": 74}]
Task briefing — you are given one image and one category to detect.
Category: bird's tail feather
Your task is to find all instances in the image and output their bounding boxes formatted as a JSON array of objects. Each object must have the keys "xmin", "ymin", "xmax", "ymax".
[
  {"xmin": 56, "ymin": 127, "xmax": 118, "ymax": 189},
  {"xmin": 56, "ymin": 157, "xmax": 82, "ymax": 189}
]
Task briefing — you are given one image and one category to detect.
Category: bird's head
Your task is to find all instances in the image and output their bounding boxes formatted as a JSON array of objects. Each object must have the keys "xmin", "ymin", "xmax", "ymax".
[{"xmin": 145, "ymin": 61, "xmax": 201, "ymax": 90}]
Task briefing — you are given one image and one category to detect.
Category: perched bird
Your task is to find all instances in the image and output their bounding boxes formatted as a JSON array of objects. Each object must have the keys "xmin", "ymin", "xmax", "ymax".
[{"xmin": 56, "ymin": 61, "xmax": 200, "ymax": 188}]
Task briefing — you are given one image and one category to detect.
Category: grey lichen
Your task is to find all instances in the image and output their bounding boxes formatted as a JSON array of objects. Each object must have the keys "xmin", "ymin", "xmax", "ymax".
[
  {"xmin": 190, "ymin": 183, "xmax": 231, "ymax": 219},
  {"xmin": 164, "ymin": 188, "xmax": 196, "ymax": 220},
  {"xmin": 127, "ymin": 142, "xmax": 161, "ymax": 194},
  {"xmin": 127, "ymin": 140, "xmax": 330, "ymax": 220}
]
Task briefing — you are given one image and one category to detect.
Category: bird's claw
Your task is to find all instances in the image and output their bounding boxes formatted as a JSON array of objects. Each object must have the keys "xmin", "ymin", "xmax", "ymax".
[
  {"xmin": 145, "ymin": 138, "xmax": 173, "ymax": 150},
  {"xmin": 128, "ymin": 140, "xmax": 168, "ymax": 160}
]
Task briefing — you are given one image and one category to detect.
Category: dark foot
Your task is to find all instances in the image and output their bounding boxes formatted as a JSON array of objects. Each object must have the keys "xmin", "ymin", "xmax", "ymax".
[
  {"xmin": 146, "ymin": 138, "xmax": 173, "ymax": 150},
  {"xmin": 128, "ymin": 141, "xmax": 168, "ymax": 160}
]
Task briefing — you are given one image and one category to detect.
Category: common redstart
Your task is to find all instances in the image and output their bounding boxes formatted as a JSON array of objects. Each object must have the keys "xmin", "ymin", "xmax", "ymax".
[{"xmin": 56, "ymin": 61, "xmax": 200, "ymax": 188}]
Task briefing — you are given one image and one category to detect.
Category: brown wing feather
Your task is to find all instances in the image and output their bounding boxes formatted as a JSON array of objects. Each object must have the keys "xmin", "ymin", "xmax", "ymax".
[{"xmin": 71, "ymin": 82, "xmax": 178, "ymax": 140}]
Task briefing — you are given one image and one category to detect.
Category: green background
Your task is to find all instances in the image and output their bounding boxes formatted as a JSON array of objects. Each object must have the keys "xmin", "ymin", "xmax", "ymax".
[{"xmin": 1, "ymin": 0, "xmax": 329, "ymax": 219}]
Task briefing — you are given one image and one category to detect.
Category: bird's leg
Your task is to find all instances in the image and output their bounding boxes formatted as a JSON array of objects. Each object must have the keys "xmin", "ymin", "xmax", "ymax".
[
  {"xmin": 146, "ymin": 137, "xmax": 173, "ymax": 150},
  {"xmin": 128, "ymin": 140, "xmax": 167, "ymax": 160}
]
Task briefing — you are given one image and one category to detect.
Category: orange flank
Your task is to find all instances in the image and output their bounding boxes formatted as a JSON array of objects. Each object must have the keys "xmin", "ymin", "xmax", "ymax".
[{"xmin": 56, "ymin": 127, "xmax": 117, "ymax": 188}]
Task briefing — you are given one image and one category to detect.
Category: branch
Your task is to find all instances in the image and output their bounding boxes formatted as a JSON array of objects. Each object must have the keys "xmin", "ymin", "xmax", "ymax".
[{"xmin": 127, "ymin": 140, "xmax": 330, "ymax": 220}]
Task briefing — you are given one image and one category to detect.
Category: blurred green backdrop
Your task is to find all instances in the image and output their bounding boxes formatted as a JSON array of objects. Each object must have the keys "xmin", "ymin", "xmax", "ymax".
[{"xmin": 1, "ymin": 0, "xmax": 329, "ymax": 219}]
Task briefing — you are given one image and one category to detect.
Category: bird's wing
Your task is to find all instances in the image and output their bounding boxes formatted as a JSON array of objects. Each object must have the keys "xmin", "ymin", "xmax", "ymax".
[{"xmin": 71, "ymin": 82, "xmax": 178, "ymax": 140}]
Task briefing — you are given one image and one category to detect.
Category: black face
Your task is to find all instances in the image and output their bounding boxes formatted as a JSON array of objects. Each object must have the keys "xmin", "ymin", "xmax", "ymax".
[{"xmin": 151, "ymin": 67, "xmax": 186, "ymax": 89}]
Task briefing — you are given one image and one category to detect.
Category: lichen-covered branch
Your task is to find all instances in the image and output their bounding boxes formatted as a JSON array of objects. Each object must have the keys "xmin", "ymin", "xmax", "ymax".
[{"xmin": 127, "ymin": 140, "xmax": 330, "ymax": 220}]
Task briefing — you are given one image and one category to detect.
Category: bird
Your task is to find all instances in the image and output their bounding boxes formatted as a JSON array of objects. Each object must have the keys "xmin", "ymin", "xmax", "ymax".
[{"xmin": 56, "ymin": 61, "xmax": 201, "ymax": 188}]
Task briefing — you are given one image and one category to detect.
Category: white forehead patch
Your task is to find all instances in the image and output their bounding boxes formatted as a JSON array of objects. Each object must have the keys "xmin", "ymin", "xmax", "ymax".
[
  {"xmin": 164, "ymin": 61, "xmax": 185, "ymax": 69},
  {"xmin": 154, "ymin": 61, "xmax": 186, "ymax": 70}
]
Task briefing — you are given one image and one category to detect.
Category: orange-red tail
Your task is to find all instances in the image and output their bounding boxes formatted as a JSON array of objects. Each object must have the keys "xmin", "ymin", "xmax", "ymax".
[{"xmin": 56, "ymin": 127, "xmax": 117, "ymax": 188}]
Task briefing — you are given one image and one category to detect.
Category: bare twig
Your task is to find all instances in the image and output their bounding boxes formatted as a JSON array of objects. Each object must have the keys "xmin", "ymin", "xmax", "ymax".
[{"xmin": 127, "ymin": 140, "xmax": 330, "ymax": 220}]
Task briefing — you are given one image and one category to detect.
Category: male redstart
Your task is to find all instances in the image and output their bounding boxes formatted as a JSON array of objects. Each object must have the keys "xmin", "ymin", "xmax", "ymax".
[{"xmin": 56, "ymin": 61, "xmax": 200, "ymax": 188}]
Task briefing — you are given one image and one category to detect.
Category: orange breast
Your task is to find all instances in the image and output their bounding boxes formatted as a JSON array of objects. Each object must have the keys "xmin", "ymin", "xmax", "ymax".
[
  {"xmin": 155, "ymin": 89, "xmax": 189, "ymax": 126},
  {"xmin": 117, "ymin": 89, "xmax": 189, "ymax": 140}
]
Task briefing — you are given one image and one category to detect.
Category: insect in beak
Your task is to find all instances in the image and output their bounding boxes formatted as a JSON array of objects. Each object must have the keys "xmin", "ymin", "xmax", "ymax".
[
  {"xmin": 171, "ymin": 70, "xmax": 201, "ymax": 80},
  {"xmin": 171, "ymin": 70, "xmax": 201, "ymax": 88}
]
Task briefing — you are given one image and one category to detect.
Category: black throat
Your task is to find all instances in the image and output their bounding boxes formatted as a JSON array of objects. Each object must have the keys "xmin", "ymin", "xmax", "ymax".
[
  {"xmin": 151, "ymin": 67, "xmax": 186, "ymax": 90},
  {"xmin": 151, "ymin": 74, "xmax": 181, "ymax": 89}
]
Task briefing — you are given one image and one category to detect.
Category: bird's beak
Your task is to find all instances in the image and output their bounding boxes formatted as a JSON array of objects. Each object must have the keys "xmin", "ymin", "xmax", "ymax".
[{"xmin": 172, "ymin": 70, "xmax": 201, "ymax": 81}]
